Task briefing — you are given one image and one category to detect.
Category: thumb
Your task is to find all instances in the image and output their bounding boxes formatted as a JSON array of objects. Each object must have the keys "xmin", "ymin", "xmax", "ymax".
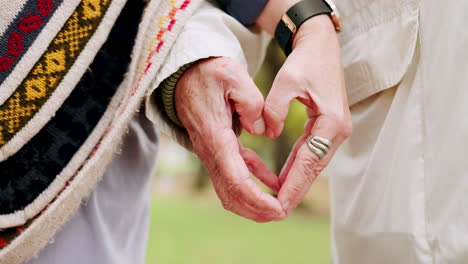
[
  {"xmin": 263, "ymin": 70, "xmax": 300, "ymax": 139},
  {"xmin": 227, "ymin": 66, "xmax": 266, "ymax": 135}
]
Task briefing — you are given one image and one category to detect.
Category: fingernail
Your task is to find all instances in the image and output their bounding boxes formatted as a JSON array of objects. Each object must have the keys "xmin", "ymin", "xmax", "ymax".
[
  {"xmin": 266, "ymin": 128, "xmax": 275, "ymax": 139},
  {"xmin": 253, "ymin": 118, "xmax": 265, "ymax": 135},
  {"xmin": 282, "ymin": 201, "xmax": 290, "ymax": 213}
]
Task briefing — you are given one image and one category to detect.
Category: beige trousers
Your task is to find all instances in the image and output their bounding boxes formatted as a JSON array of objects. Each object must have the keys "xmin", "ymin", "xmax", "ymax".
[{"xmin": 328, "ymin": 1, "xmax": 468, "ymax": 263}]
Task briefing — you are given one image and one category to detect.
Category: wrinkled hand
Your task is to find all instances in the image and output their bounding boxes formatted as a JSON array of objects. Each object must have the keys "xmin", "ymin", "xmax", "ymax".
[
  {"xmin": 175, "ymin": 57, "xmax": 286, "ymax": 222},
  {"xmin": 263, "ymin": 16, "xmax": 352, "ymax": 216}
]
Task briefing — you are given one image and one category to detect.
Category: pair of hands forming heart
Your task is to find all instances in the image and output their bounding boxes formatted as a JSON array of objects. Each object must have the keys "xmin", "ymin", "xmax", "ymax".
[{"xmin": 175, "ymin": 16, "xmax": 352, "ymax": 222}]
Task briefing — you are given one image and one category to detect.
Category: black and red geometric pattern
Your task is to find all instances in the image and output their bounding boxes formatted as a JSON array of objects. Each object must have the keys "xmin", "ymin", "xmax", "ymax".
[
  {"xmin": 0, "ymin": 0, "xmax": 146, "ymax": 249},
  {"xmin": 0, "ymin": 0, "xmax": 63, "ymax": 82},
  {"xmin": 0, "ymin": 0, "xmax": 110, "ymax": 148}
]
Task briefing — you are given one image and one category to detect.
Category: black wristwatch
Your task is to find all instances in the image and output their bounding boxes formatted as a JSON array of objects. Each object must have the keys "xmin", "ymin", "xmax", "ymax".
[{"xmin": 274, "ymin": 0, "xmax": 342, "ymax": 56}]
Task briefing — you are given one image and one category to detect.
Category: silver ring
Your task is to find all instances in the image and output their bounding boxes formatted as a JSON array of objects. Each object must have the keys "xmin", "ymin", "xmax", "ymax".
[{"xmin": 306, "ymin": 136, "xmax": 333, "ymax": 159}]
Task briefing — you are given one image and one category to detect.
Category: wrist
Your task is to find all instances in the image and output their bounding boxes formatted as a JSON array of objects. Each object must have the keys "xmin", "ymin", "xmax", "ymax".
[
  {"xmin": 292, "ymin": 14, "xmax": 336, "ymax": 50},
  {"xmin": 273, "ymin": 0, "xmax": 341, "ymax": 55}
]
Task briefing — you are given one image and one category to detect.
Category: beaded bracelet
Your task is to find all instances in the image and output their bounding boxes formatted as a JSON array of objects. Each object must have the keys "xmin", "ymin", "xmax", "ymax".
[{"xmin": 161, "ymin": 62, "xmax": 194, "ymax": 128}]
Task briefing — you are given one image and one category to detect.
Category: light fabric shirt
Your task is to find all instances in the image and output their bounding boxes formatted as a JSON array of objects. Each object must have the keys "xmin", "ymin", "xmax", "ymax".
[
  {"xmin": 328, "ymin": 0, "xmax": 468, "ymax": 263},
  {"xmin": 27, "ymin": 2, "xmax": 267, "ymax": 264},
  {"xmin": 335, "ymin": 0, "xmax": 419, "ymax": 106}
]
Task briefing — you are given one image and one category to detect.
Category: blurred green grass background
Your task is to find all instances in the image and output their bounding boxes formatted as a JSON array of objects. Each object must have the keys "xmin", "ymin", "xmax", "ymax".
[{"xmin": 146, "ymin": 197, "xmax": 331, "ymax": 264}]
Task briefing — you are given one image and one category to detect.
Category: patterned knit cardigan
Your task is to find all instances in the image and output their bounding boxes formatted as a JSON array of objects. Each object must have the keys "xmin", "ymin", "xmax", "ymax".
[{"xmin": 0, "ymin": 0, "xmax": 201, "ymax": 262}]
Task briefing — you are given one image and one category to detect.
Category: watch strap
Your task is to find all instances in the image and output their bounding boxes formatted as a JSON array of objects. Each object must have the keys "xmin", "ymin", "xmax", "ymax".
[{"xmin": 275, "ymin": 0, "xmax": 333, "ymax": 55}]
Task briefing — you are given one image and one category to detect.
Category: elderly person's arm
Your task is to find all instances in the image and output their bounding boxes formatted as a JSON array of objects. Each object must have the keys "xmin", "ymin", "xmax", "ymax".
[{"xmin": 261, "ymin": 0, "xmax": 352, "ymax": 216}]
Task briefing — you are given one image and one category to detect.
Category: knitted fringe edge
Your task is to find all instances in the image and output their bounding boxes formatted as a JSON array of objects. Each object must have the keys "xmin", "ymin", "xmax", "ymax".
[
  {"xmin": 0, "ymin": 0, "xmax": 126, "ymax": 228},
  {"xmin": 0, "ymin": 69, "xmax": 128, "ymax": 229},
  {"xmin": 0, "ymin": 0, "xmax": 202, "ymax": 262}
]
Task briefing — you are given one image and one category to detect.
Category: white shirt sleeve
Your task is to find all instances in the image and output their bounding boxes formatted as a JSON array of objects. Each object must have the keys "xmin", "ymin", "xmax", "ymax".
[
  {"xmin": 145, "ymin": 0, "xmax": 270, "ymax": 150},
  {"xmin": 335, "ymin": 0, "xmax": 419, "ymax": 106}
]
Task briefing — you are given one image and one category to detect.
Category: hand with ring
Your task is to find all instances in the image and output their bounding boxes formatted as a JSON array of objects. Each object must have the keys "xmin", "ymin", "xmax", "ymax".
[{"xmin": 262, "ymin": 15, "xmax": 353, "ymax": 216}]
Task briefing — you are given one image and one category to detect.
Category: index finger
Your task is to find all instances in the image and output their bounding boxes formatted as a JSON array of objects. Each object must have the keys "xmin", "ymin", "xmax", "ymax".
[
  {"xmin": 277, "ymin": 115, "xmax": 343, "ymax": 215},
  {"xmin": 240, "ymin": 145, "xmax": 281, "ymax": 194},
  {"xmin": 207, "ymin": 129, "xmax": 285, "ymax": 217}
]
